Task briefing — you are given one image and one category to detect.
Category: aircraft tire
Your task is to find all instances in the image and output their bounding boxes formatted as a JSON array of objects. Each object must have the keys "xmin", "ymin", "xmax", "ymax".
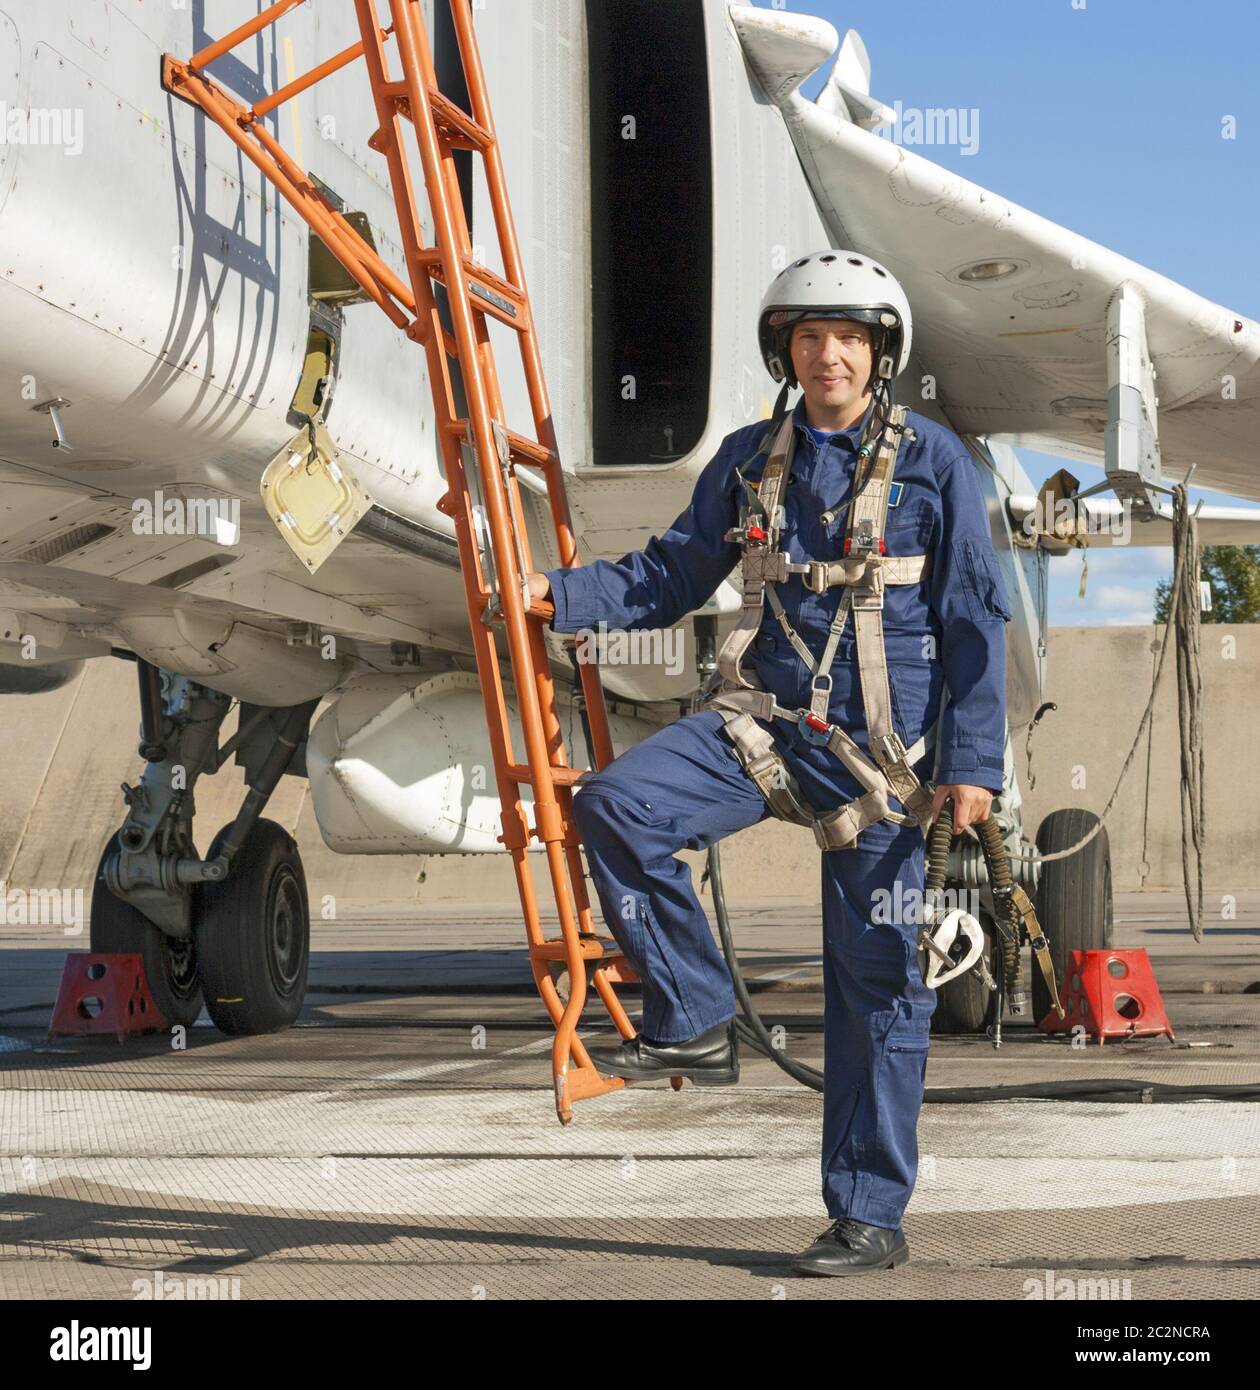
[
  {"xmin": 1031, "ymin": 808, "xmax": 1113, "ymax": 1025},
  {"xmin": 89, "ymin": 832, "xmax": 203, "ymax": 1029},
  {"xmin": 196, "ymin": 819, "xmax": 309, "ymax": 1036}
]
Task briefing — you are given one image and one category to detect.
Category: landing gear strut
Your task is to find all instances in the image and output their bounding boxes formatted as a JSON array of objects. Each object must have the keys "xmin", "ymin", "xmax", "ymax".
[
  {"xmin": 90, "ymin": 831, "xmax": 203, "ymax": 1028},
  {"xmin": 90, "ymin": 657, "xmax": 317, "ymax": 1036}
]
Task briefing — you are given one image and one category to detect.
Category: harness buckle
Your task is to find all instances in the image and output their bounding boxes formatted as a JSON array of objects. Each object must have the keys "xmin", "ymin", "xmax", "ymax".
[
  {"xmin": 726, "ymin": 505, "xmax": 772, "ymax": 548},
  {"xmin": 842, "ymin": 535, "xmax": 887, "ymax": 557},
  {"xmin": 799, "ymin": 675, "xmax": 833, "ymax": 744},
  {"xmin": 876, "ymin": 731, "xmax": 908, "ymax": 767},
  {"xmin": 844, "ymin": 519, "xmax": 885, "ymax": 558},
  {"xmin": 798, "ymin": 710, "xmax": 832, "ymax": 746},
  {"xmin": 804, "ymin": 561, "xmax": 830, "ymax": 593}
]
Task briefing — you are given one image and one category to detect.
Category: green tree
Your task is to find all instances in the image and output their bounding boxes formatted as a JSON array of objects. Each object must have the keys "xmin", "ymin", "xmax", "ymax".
[{"xmin": 1154, "ymin": 544, "xmax": 1260, "ymax": 623}]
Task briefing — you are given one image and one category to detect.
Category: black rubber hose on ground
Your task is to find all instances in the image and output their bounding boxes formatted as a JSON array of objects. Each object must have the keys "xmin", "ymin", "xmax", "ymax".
[
  {"xmin": 706, "ymin": 819, "xmax": 1258, "ymax": 1103},
  {"xmin": 707, "ymin": 841, "xmax": 824, "ymax": 1091}
]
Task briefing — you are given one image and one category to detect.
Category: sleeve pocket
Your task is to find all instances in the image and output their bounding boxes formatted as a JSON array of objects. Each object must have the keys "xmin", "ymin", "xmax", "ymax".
[{"xmin": 958, "ymin": 539, "xmax": 1013, "ymax": 623}]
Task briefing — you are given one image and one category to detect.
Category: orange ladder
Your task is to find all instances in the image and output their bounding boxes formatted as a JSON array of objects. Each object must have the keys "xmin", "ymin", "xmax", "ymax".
[{"xmin": 162, "ymin": 0, "xmax": 649, "ymax": 1122}]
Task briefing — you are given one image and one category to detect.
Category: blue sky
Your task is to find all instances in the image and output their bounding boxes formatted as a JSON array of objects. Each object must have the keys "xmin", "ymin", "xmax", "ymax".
[{"xmin": 799, "ymin": 0, "xmax": 1259, "ymax": 625}]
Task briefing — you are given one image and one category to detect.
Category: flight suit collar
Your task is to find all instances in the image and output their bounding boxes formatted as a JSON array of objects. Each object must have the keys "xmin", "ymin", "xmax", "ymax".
[{"xmin": 790, "ymin": 394, "xmax": 877, "ymax": 455}]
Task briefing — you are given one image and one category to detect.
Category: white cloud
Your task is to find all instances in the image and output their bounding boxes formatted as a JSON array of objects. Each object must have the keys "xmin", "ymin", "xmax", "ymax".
[
  {"xmin": 1045, "ymin": 544, "xmax": 1168, "ymax": 626},
  {"xmin": 1092, "ymin": 584, "xmax": 1153, "ymax": 611}
]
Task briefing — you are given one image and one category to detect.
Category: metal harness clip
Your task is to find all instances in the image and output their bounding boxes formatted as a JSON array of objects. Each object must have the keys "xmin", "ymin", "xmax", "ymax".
[
  {"xmin": 804, "ymin": 561, "xmax": 830, "ymax": 593},
  {"xmin": 876, "ymin": 732, "xmax": 910, "ymax": 770},
  {"xmin": 798, "ymin": 711, "xmax": 832, "ymax": 746},
  {"xmin": 844, "ymin": 518, "xmax": 884, "ymax": 557}
]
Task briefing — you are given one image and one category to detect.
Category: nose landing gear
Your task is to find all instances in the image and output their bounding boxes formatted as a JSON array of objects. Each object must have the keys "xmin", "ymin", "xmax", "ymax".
[
  {"xmin": 89, "ymin": 657, "xmax": 317, "ymax": 1037},
  {"xmin": 90, "ymin": 831, "xmax": 203, "ymax": 1029}
]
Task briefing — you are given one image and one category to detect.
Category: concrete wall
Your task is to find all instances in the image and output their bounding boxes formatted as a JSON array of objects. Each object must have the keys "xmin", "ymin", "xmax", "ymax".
[
  {"xmin": 1021, "ymin": 626, "xmax": 1258, "ymax": 897},
  {"xmin": 0, "ymin": 626, "xmax": 1255, "ymax": 913}
]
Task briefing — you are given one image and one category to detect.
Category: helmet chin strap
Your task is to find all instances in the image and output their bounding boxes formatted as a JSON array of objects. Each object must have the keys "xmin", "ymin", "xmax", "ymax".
[{"xmin": 865, "ymin": 324, "xmax": 896, "ymax": 397}]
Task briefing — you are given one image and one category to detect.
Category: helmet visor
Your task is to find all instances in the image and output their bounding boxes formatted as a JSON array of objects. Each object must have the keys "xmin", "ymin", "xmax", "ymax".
[{"xmin": 766, "ymin": 307, "xmax": 896, "ymax": 331}]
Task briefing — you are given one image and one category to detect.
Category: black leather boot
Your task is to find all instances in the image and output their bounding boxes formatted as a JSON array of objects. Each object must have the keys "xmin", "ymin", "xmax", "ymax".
[
  {"xmin": 791, "ymin": 1217, "xmax": 909, "ymax": 1276},
  {"xmin": 584, "ymin": 1019, "xmax": 739, "ymax": 1085}
]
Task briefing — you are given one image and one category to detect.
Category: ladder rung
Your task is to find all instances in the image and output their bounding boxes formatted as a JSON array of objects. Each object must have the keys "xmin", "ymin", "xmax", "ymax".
[
  {"xmin": 441, "ymin": 419, "xmax": 558, "ymax": 472},
  {"xmin": 473, "ymin": 582, "xmax": 555, "ymax": 616},
  {"xmin": 375, "ymin": 82, "xmax": 492, "ymax": 153},
  {"xmin": 481, "ymin": 594, "xmax": 555, "ymax": 624},
  {"xmin": 417, "ymin": 250, "xmax": 528, "ymax": 329},
  {"xmin": 507, "ymin": 764, "xmax": 590, "ymax": 787},
  {"xmin": 428, "ymin": 87, "xmax": 493, "ymax": 151},
  {"xmin": 504, "ymin": 428, "xmax": 559, "ymax": 470},
  {"xmin": 534, "ymin": 937, "xmax": 623, "ymax": 962}
]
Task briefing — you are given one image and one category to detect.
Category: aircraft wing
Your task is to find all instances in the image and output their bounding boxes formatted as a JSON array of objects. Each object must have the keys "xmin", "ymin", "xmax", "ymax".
[{"xmin": 729, "ymin": 7, "xmax": 1260, "ymax": 501}]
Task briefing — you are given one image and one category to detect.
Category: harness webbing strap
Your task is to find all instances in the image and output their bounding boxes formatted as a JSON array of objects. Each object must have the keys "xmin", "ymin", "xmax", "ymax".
[
  {"xmin": 702, "ymin": 400, "xmax": 939, "ymax": 848},
  {"xmin": 717, "ymin": 413, "xmax": 796, "ymax": 691},
  {"xmin": 846, "ymin": 414, "xmax": 938, "ymax": 829},
  {"xmin": 707, "ymin": 687, "xmax": 929, "ymax": 800},
  {"xmin": 713, "ymin": 705, "xmax": 902, "ymax": 851},
  {"xmin": 717, "ymin": 710, "xmax": 816, "ymax": 827}
]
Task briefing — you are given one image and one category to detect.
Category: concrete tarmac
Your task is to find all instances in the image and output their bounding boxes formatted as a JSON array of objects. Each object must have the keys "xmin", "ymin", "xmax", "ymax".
[{"xmin": 1, "ymin": 891, "xmax": 1257, "ymax": 1301}]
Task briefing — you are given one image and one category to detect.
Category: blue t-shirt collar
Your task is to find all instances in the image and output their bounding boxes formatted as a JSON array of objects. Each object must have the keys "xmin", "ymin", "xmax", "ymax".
[{"xmin": 791, "ymin": 393, "xmax": 877, "ymax": 453}]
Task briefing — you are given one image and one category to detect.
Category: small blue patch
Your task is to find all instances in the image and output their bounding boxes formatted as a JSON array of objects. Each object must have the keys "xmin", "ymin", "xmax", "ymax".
[{"xmin": 887, "ymin": 481, "xmax": 904, "ymax": 508}]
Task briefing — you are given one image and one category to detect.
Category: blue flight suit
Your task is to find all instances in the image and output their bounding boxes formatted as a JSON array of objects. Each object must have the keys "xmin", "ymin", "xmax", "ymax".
[{"xmin": 543, "ymin": 393, "xmax": 1012, "ymax": 1228}]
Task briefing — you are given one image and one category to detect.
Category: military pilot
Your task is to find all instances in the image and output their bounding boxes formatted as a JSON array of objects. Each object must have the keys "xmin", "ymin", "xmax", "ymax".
[{"xmin": 526, "ymin": 251, "xmax": 1011, "ymax": 1275}]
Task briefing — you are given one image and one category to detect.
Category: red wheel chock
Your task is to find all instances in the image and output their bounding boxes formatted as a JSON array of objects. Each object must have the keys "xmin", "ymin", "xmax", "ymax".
[
  {"xmin": 1039, "ymin": 948, "xmax": 1175, "ymax": 1044},
  {"xmin": 49, "ymin": 953, "xmax": 170, "ymax": 1042}
]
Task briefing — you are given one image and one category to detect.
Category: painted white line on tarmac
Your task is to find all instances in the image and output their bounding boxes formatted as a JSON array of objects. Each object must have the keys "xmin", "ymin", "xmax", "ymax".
[{"xmin": 2, "ymin": 1092, "xmax": 1257, "ymax": 1219}]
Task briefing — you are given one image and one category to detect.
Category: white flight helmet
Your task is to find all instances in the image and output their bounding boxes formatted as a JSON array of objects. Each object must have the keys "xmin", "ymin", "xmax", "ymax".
[{"xmin": 758, "ymin": 250, "xmax": 913, "ymax": 391}]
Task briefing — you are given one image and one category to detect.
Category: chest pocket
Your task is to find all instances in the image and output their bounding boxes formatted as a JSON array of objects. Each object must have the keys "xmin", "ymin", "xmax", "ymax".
[
  {"xmin": 820, "ymin": 495, "xmax": 929, "ymax": 544},
  {"xmin": 881, "ymin": 497, "xmax": 932, "ymax": 549}
]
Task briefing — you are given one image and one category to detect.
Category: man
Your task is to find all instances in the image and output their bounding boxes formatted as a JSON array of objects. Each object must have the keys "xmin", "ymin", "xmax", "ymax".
[{"xmin": 526, "ymin": 251, "xmax": 1011, "ymax": 1275}]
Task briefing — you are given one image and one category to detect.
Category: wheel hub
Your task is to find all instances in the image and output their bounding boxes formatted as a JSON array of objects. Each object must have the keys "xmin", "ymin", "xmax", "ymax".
[{"xmin": 266, "ymin": 868, "xmax": 305, "ymax": 996}]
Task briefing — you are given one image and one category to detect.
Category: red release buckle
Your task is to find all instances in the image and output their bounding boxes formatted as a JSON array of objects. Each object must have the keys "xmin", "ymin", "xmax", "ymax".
[
  {"xmin": 746, "ymin": 524, "xmax": 767, "ymax": 543},
  {"xmin": 803, "ymin": 712, "xmax": 830, "ymax": 734},
  {"xmin": 843, "ymin": 537, "xmax": 887, "ymax": 556}
]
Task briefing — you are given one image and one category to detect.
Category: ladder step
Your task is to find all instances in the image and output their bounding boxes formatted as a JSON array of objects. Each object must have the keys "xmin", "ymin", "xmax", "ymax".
[
  {"xmin": 507, "ymin": 764, "xmax": 590, "ymax": 787},
  {"xmin": 566, "ymin": 1066, "xmax": 627, "ymax": 1104},
  {"xmin": 416, "ymin": 249, "xmax": 528, "ymax": 330},
  {"xmin": 376, "ymin": 82, "xmax": 493, "ymax": 152},
  {"xmin": 481, "ymin": 594, "xmax": 555, "ymax": 624},
  {"xmin": 533, "ymin": 936, "xmax": 623, "ymax": 962},
  {"xmin": 428, "ymin": 86, "xmax": 493, "ymax": 151},
  {"xmin": 503, "ymin": 428, "xmax": 558, "ymax": 471},
  {"xmin": 441, "ymin": 419, "xmax": 558, "ymax": 471}
]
